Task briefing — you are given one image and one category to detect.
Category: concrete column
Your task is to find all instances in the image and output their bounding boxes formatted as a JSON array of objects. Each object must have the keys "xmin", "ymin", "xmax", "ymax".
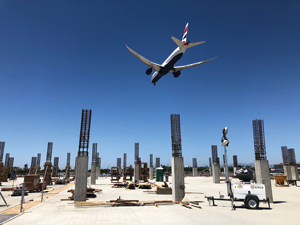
[
  {"xmin": 91, "ymin": 164, "xmax": 96, "ymax": 185},
  {"xmin": 209, "ymin": 167, "xmax": 212, "ymax": 176},
  {"xmin": 74, "ymin": 156, "xmax": 88, "ymax": 202},
  {"xmin": 134, "ymin": 164, "xmax": 139, "ymax": 183},
  {"xmin": 233, "ymin": 167, "xmax": 237, "ymax": 175},
  {"xmin": 291, "ymin": 165, "xmax": 299, "ymax": 181},
  {"xmin": 118, "ymin": 167, "xmax": 122, "ymax": 180},
  {"xmin": 254, "ymin": 160, "xmax": 273, "ymax": 203},
  {"xmin": 223, "ymin": 167, "xmax": 227, "ymax": 177},
  {"xmin": 192, "ymin": 167, "xmax": 197, "ymax": 176},
  {"xmin": 212, "ymin": 164, "xmax": 220, "ymax": 183},
  {"xmin": 149, "ymin": 167, "xmax": 153, "ymax": 180},
  {"xmin": 95, "ymin": 166, "xmax": 100, "ymax": 179},
  {"xmin": 171, "ymin": 157, "xmax": 185, "ymax": 202},
  {"xmin": 283, "ymin": 165, "xmax": 292, "ymax": 181}
]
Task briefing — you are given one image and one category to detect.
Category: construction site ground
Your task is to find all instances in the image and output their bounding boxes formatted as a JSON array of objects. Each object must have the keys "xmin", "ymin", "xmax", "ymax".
[{"xmin": 0, "ymin": 176, "xmax": 299, "ymax": 225}]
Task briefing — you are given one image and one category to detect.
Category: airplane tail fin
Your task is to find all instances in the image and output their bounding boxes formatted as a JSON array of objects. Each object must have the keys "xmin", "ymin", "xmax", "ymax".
[
  {"xmin": 182, "ymin": 22, "xmax": 188, "ymax": 43},
  {"xmin": 172, "ymin": 23, "xmax": 206, "ymax": 48}
]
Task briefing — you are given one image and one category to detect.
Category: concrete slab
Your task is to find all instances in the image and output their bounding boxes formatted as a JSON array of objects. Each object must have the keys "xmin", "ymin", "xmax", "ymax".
[
  {"xmin": 0, "ymin": 177, "xmax": 67, "ymax": 214},
  {"xmin": 3, "ymin": 176, "xmax": 300, "ymax": 225}
]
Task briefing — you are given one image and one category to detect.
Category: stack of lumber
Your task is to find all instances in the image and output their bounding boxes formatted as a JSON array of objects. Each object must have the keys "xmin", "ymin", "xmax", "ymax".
[
  {"xmin": 73, "ymin": 197, "xmax": 173, "ymax": 207},
  {"xmin": 1, "ymin": 187, "xmax": 14, "ymax": 191},
  {"xmin": 65, "ymin": 187, "xmax": 102, "ymax": 200},
  {"xmin": 112, "ymin": 183, "xmax": 127, "ymax": 188}
]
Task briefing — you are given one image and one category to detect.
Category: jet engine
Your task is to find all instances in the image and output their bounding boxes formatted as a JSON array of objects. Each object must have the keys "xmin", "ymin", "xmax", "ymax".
[
  {"xmin": 146, "ymin": 68, "xmax": 152, "ymax": 75},
  {"xmin": 173, "ymin": 71, "xmax": 181, "ymax": 78}
]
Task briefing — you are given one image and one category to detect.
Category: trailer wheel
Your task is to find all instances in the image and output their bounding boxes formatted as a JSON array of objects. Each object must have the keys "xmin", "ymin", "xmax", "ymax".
[{"xmin": 245, "ymin": 196, "xmax": 259, "ymax": 209}]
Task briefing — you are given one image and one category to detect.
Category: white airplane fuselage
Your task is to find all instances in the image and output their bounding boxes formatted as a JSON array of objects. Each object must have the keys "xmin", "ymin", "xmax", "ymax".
[{"xmin": 151, "ymin": 45, "xmax": 188, "ymax": 84}]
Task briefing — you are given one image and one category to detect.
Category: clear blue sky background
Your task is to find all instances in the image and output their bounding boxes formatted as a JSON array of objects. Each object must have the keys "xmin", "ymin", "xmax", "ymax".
[{"xmin": 0, "ymin": 0, "xmax": 299, "ymax": 169}]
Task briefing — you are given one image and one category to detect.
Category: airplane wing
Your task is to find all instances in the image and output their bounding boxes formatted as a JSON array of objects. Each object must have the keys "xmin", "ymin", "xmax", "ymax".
[
  {"xmin": 126, "ymin": 44, "xmax": 162, "ymax": 72},
  {"xmin": 171, "ymin": 57, "xmax": 218, "ymax": 72}
]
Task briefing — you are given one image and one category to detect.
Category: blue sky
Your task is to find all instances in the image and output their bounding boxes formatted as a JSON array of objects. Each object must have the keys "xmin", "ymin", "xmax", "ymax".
[{"xmin": 0, "ymin": 1, "xmax": 299, "ymax": 169}]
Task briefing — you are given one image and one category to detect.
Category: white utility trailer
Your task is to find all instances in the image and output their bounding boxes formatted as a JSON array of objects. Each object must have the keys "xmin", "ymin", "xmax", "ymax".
[
  {"xmin": 209, "ymin": 127, "xmax": 270, "ymax": 210},
  {"xmin": 205, "ymin": 182, "xmax": 270, "ymax": 209}
]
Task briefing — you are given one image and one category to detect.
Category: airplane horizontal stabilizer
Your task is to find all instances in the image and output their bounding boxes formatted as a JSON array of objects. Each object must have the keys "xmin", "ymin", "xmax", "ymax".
[
  {"xmin": 126, "ymin": 45, "xmax": 162, "ymax": 72},
  {"xmin": 171, "ymin": 36, "xmax": 184, "ymax": 48},
  {"xmin": 186, "ymin": 41, "xmax": 206, "ymax": 48},
  {"xmin": 172, "ymin": 56, "xmax": 218, "ymax": 71}
]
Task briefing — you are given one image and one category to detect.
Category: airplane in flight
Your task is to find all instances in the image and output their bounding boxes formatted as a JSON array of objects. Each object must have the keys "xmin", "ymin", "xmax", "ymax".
[{"xmin": 126, "ymin": 23, "xmax": 216, "ymax": 85}]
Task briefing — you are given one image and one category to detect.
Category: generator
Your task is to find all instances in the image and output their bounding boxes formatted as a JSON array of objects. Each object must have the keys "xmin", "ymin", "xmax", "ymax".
[{"xmin": 206, "ymin": 181, "xmax": 270, "ymax": 209}]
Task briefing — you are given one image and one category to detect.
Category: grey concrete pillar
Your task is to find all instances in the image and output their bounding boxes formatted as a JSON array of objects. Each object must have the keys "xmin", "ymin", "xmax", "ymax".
[
  {"xmin": 96, "ymin": 166, "xmax": 100, "ymax": 179},
  {"xmin": 255, "ymin": 160, "xmax": 273, "ymax": 203},
  {"xmin": 134, "ymin": 164, "xmax": 139, "ymax": 183},
  {"xmin": 233, "ymin": 167, "xmax": 238, "ymax": 175},
  {"xmin": 212, "ymin": 164, "xmax": 220, "ymax": 183},
  {"xmin": 74, "ymin": 156, "xmax": 88, "ymax": 201},
  {"xmin": 171, "ymin": 157, "xmax": 185, "ymax": 202},
  {"xmin": 283, "ymin": 165, "xmax": 292, "ymax": 181},
  {"xmin": 209, "ymin": 167, "xmax": 212, "ymax": 176},
  {"xmin": 91, "ymin": 164, "xmax": 96, "ymax": 185},
  {"xmin": 291, "ymin": 165, "xmax": 299, "ymax": 181},
  {"xmin": 192, "ymin": 167, "xmax": 197, "ymax": 176},
  {"xmin": 117, "ymin": 166, "xmax": 121, "ymax": 175},
  {"xmin": 149, "ymin": 167, "xmax": 153, "ymax": 180}
]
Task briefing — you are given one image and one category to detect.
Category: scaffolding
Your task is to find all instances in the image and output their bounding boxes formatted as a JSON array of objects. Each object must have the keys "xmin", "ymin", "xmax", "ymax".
[
  {"xmin": 111, "ymin": 167, "xmax": 120, "ymax": 182},
  {"xmin": 140, "ymin": 162, "xmax": 148, "ymax": 182},
  {"xmin": 78, "ymin": 109, "xmax": 92, "ymax": 156},
  {"xmin": 123, "ymin": 165, "xmax": 133, "ymax": 181},
  {"xmin": 170, "ymin": 114, "xmax": 182, "ymax": 157},
  {"xmin": 252, "ymin": 119, "xmax": 267, "ymax": 160}
]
